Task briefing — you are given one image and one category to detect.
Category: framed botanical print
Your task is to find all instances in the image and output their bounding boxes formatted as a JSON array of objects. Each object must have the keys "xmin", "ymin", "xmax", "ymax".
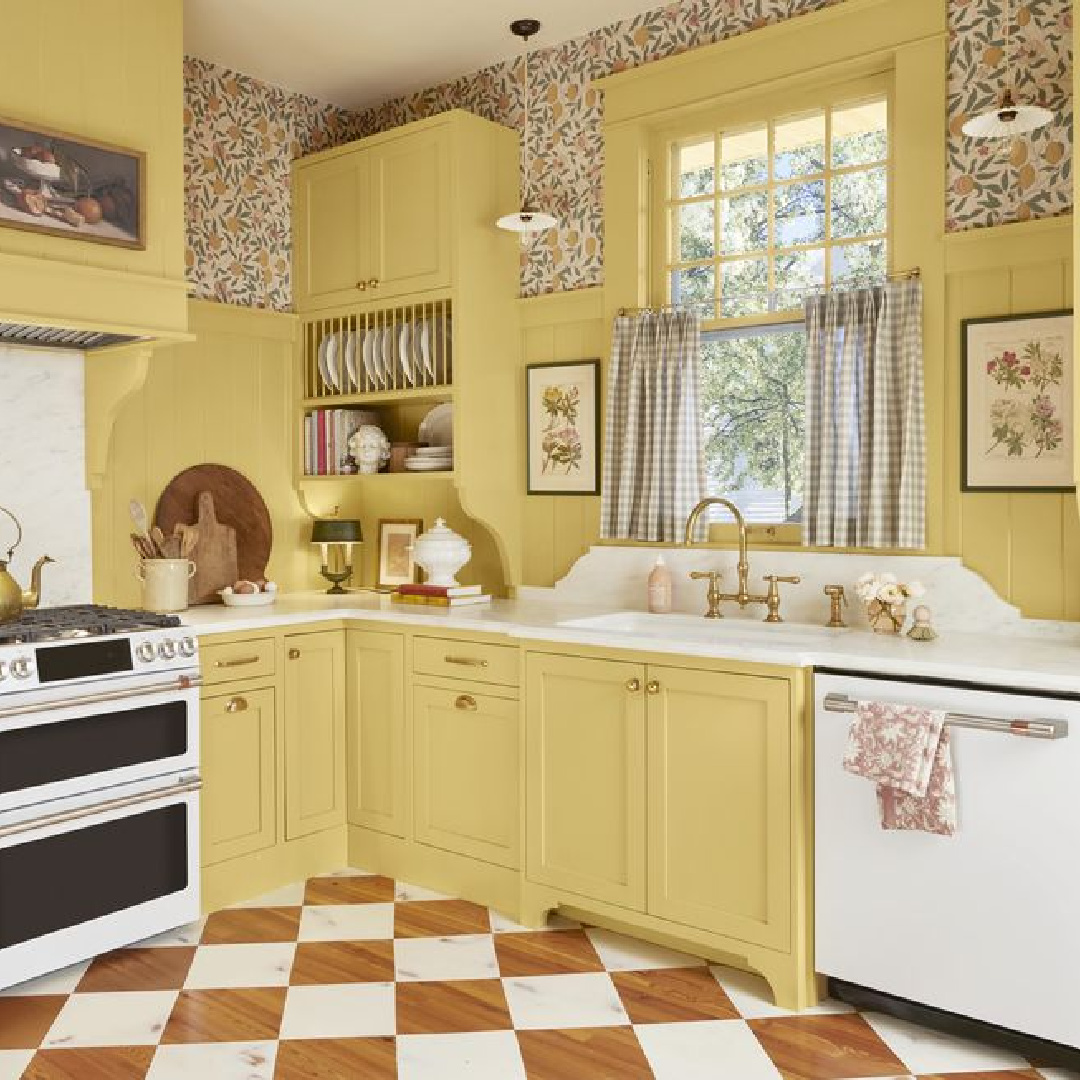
[
  {"xmin": 962, "ymin": 311, "xmax": 1075, "ymax": 492},
  {"xmin": 526, "ymin": 360, "xmax": 601, "ymax": 495},
  {"xmin": 377, "ymin": 518, "xmax": 422, "ymax": 588}
]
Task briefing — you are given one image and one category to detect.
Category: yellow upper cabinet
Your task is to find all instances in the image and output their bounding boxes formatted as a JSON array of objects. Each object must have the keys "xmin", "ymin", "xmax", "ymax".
[{"xmin": 293, "ymin": 122, "xmax": 452, "ymax": 311}]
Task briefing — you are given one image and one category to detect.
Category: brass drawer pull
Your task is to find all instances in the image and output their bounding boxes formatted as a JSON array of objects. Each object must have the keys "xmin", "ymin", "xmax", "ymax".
[
  {"xmin": 455, "ymin": 694, "xmax": 478, "ymax": 711},
  {"xmin": 215, "ymin": 655, "xmax": 260, "ymax": 669},
  {"xmin": 225, "ymin": 696, "xmax": 248, "ymax": 713},
  {"xmin": 626, "ymin": 678, "xmax": 641, "ymax": 693},
  {"xmin": 444, "ymin": 656, "xmax": 489, "ymax": 668},
  {"xmin": 646, "ymin": 680, "xmax": 661, "ymax": 695},
  {"xmin": 289, "ymin": 648, "xmax": 301, "ymax": 659}
]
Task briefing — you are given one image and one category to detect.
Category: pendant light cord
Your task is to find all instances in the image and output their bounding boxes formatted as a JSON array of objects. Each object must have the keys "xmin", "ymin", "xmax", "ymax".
[{"xmin": 521, "ymin": 47, "xmax": 531, "ymax": 206}]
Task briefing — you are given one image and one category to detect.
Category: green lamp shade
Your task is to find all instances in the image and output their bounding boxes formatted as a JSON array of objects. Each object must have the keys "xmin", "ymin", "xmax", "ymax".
[{"xmin": 310, "ymin": 519, "xmax": 363, "ymax": 544}]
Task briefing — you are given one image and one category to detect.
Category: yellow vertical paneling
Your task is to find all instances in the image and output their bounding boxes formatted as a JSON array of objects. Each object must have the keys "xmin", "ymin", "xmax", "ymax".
[
  {"xmin": 1008, "ymin": 496, "xmax": 1066, "ymax": 619},
  {"xmin": 957, "ymin": 494, "xmax": 1012, "ymax": 600}
]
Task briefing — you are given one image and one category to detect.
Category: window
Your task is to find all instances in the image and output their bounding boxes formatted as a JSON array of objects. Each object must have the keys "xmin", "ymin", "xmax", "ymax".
[{"xmin": 656, "ymin": 87, "xmax": 889, "ymax": 526}]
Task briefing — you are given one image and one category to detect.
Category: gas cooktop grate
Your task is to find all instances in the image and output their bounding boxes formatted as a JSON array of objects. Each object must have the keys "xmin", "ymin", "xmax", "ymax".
[{"xmin": 0, "ymin": 606, "xmax": 182, "ymax": 645}]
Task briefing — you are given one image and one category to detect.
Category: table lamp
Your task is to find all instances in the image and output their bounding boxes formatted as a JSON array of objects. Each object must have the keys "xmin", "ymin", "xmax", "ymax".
[{"xmin": 311, "ymin": 519, "xmax": 362, "ymax": 594}]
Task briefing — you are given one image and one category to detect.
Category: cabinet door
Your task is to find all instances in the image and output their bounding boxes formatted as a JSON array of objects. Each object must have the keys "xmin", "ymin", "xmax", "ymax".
[
  {"xmin": 201, "ymin": 687, "xmax": 276, "ymax": 865},
  {"xmin": 525, "ymin": 654, "xmax": 646, "ymax": 910},
  {"xmin": 413, "ymin": 684, "xmax": 519, "ymax": 869},
  {"xmin": 647, "ymin": 665, "xmax": 791, "ymax": 950},
  {"xmin": 367, "ymin": 126, "xmax": 451, "ymax": 300},
  {"xmin": 284, "ymin": 630, "xmax": 346, "ymax": 840},
  {"xmin": 346, "ymin": 629, "xmax": 406, "ymax": 837},
  {"xmin": 293, "ymin": 152, "xmax": 370, "ymax": 310}
]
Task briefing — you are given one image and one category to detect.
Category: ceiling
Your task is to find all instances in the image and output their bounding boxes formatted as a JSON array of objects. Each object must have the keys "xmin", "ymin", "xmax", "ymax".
[{"xmin": 183, "ymin": 0, "xmax": 667, "ymax": 111}]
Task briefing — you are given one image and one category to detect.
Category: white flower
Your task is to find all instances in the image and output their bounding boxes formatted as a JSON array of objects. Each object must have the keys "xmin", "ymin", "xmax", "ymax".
[
  {"xmin": 879, "ymin": 572, "xmax": 898, "ymax": 585},
  {"xmin": 906, "ymin": 581, "xmax": 926, "ymax": 598},
  {"xmin": 857, "ymin": 572, "xmax": 877, "ymax": 587},
  {"xmin": 879, "ymin": 583, "xmax": 904, "ymax": 606}
]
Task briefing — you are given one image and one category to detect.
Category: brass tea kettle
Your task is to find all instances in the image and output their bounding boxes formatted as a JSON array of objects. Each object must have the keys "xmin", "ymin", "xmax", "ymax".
[{"xmin": 0, "ymin": 504, "xmax": 54, "ymax": 623}]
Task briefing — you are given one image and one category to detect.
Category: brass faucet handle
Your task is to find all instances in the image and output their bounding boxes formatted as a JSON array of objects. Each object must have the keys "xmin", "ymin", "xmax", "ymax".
[
  {"xmin": 824, "ymin": 584, "xmax": 848, "ymax": 628},
  {"xmin": 689, "ymin": 570, "xmax": 722, "ymax": 583},
  {"xmin": 689, "ymin": 569, "xmax": 724, "ymax": 619},
  {"xmin": 762, "ymin": 574, "xmax": 801, "ymax": 624}
]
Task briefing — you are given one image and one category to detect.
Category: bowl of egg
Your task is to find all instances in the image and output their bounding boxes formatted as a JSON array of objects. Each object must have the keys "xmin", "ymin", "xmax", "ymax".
[{"xmin": 219, "ymin": 580, "xmax": 278, "ymax": 607}]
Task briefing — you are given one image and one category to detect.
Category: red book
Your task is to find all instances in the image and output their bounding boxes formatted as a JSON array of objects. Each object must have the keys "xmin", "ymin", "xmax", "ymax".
[
  {"xmin": 316, "ymin": 411, "xmax": 327, "ymax": 475},
  {"xmin": 397, "ymin": 583, "xmax": 482, "ymax": 598}
]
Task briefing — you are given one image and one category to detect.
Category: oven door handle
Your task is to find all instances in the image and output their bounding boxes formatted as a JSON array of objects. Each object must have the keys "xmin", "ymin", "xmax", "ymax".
[
  {"xmin": 0, "ymin": 674, "xmax": 201, "ymax": 721},
  {"xmin": 0, "ymin": 776, "xmax": 202, "ymax": 841}
]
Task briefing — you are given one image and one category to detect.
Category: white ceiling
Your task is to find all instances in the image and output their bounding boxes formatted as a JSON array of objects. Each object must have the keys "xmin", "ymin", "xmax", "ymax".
[{"xmin": 183, "ymin": 0, "xmax": 667, "ymax": 110}]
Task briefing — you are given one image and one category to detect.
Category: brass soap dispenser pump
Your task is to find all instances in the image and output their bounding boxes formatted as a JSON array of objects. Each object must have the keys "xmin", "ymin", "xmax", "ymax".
[{"xmin": 0, "ymin": 504, "xmax": 54, "ymax": 623}]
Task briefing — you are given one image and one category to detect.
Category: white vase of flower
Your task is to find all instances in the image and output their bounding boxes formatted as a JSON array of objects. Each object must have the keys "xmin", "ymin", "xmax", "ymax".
[{"xmin": 855, "ymin": 572, "xmax": 925, "ymax": 635}]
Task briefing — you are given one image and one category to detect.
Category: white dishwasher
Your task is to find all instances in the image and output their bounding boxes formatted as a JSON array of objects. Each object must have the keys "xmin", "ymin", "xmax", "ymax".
[{"xmin": 815, "ymin": 670, "xmax": 1080, "ymax": 1052}]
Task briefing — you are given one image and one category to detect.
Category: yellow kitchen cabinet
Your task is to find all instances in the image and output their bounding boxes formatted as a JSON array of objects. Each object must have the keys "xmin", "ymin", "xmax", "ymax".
[
  {"xmin": 647, "ymin": 665, "xmax": 791, "ymax": 950},
  {"xmin": 346, "ymin": 628, "xmax": 406, "ymax": 837},
  {"xmin": 293, "ymin": 125, "xmax": 450, "ymax": 311},
  {"xmin": 413, "ymin": 683, "xmax": 519, "ymax": 869},
  {"xmin": 200, "ymin": 686, "xmax": 276, "ymax": 866},
  {"xmin": 525, "ymin": 653, "xmax": 647, "ymax": 910},
  {"xmin": 284, "ymin": 629, "xmax": 347, "ymax": 840}
]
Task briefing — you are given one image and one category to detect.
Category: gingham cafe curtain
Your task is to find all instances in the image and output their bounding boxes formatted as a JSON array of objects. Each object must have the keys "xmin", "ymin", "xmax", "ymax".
[
  {"xmin": 804, "ymin": 278, "xmax": 925, "ymax": 549},
  {"xmin": 601, "ymin": 310, "xmax": 706, "ymax": 543}
]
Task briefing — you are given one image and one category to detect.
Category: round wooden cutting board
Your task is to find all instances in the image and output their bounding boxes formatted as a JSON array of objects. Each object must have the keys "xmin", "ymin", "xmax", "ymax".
[{"xmin": 154, "ymin": 464, "xmax": 273, "ymax": 584}]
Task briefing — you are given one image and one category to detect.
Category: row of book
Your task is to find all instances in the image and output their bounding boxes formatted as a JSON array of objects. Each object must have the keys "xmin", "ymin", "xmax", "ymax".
[
  {"xmin": 303, "ymin": 409, "xmax": 374, "ymax": 476},
  {"xmin": 391, "ymin": 583, "xmax": 491, "ymax": 608}
]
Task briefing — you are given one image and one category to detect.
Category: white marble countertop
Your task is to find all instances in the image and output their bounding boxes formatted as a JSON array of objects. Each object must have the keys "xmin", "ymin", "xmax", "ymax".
[{"xmin": 179, "ymin": 591, "xmax": 1080, "ymax": 695}]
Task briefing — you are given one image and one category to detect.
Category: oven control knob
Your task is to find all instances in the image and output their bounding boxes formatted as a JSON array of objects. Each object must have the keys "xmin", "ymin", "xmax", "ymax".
[
  {"xmin": 136, "ymin": 641, "xmax": 156, "ymax": 663},
  {"xmin": 178, "ymin": 636, "xmax": 196, "ymax": 658},
  {"xmin": 11, "ymin": 657, "xmax": 31, "ymax": 680},
  {"xmin": 158, "ymin": 639, "xmax": 177, "ymax": 660},
  {"xmin": 0, "ymin": 660, "xmax": 7, "ymax": 681}
]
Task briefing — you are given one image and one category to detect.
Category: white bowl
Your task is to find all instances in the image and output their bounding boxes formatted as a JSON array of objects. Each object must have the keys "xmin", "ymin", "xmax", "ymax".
[{"xmin": 220, "ymin": 582, "xmax": 278, "ymax": 607}]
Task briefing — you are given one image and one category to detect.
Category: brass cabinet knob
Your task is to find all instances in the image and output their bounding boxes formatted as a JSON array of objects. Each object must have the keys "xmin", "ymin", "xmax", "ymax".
[
  {"xmin": 288, "ymin": 648, "xmax": 301, "ymax": 659},
  {"xmin": 366, "ymin": 278, "xmax": 380, "ymax": 289},
  {"xmin": 646, "ymin": 679, "xmax": 661, "ymax": 695},
  {"xmin": 225, "ymin": 696, "xmax": 248, "ymax": 713},
  {"xmin": 356, "ymin": 281, "xmax": 368, "ymax": 291},
  {"xmin": 625, "ymin": 678, "xmax": 641, "ymax": 693},
  {"xmin": 455, "ymin": 694, "xmax": 477, "ymax": 711}
]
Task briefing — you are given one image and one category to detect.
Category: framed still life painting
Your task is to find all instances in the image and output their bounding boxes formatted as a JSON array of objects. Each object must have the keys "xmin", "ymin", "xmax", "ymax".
[
  {"xmin": 962, "ymin": 311, "xmax": 1075, "ymax": 493},
  {"xmin": 526, "ymin": 360, "xmax": 601, "ymax": 495}
]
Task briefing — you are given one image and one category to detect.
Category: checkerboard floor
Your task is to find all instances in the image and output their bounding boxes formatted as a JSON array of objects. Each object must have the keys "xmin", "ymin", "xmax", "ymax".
[{"xmin": 0, "ymin": 869, "xmax": 1076, "ymax": 1079}]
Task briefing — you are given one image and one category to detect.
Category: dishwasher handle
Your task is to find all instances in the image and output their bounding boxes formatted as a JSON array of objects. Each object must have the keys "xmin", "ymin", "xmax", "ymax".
[{"xmin": 822, "ymin": 693, "xmax": 1069, "ymax": 741}]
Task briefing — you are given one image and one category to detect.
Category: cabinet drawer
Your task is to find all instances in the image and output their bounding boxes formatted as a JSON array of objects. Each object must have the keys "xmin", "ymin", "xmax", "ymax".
[
  {"xmin": 201, "ymin": 637, "xmax": 276, "ymax": 686},
  {"xmin": 413, "ymin": 637, "xmax": 519, "ymax": 687}
]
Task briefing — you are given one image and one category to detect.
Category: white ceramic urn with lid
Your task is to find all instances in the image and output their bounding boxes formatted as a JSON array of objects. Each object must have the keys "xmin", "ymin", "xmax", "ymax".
[{"xmin": 411, "ymin": 518, "xmax": 472, "ymax": 587}]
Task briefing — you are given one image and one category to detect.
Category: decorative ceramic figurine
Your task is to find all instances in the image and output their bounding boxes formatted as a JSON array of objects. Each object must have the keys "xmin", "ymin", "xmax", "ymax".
[
  {"xmin": 348, "ymin": 425, "xmax": 391, "ymax": 475},
  {"xmin": 411, "ymin": 518, "xmax": 472, "ymax": 587},
  {"xmin": 907, "ymin": 604, "xmax": 938, "ymax": 642}
]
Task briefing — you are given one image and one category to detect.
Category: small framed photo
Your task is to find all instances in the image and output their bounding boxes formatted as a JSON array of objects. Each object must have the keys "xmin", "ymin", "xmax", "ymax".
[
  {"xmin": 377, "ymin": 518, "xmax": 422, "ymax": 588},
  {"xmin": 526, "ymin": 359, "xmax": 601, "ymax": 495},
  {"xmin": 962, "ymin": 310, "xmax": 1074, "ymax": 492},
  {"xmin": 0, "ymin": 115, "xmax": 145, "ymax": 249}
]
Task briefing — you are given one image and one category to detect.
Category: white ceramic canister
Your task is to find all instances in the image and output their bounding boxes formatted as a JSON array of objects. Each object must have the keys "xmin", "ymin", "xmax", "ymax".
[
  {"xmin": 411, "ymin": 518, "xmax": 472, "ymax": 587},
  {"xmin": 137, "ymin": 558, "xmax": 196, "ymax": 613}
]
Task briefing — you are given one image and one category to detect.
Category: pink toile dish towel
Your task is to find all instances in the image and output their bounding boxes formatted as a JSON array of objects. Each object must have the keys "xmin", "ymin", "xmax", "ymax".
[{"xmin": 842, "ymin": 700, "xmax": 957, "ymax": 836}]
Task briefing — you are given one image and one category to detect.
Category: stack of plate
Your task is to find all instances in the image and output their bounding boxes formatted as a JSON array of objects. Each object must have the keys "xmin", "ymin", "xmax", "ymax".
[{"xmin": 405, "ymin": 446, "xmax": 453, "ymax": 472}]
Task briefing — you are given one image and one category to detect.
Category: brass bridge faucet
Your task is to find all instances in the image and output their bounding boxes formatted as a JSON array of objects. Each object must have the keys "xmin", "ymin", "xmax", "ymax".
[{"xmin": 683, "ymin": 497, "xmax": 801, "ymax": 622}]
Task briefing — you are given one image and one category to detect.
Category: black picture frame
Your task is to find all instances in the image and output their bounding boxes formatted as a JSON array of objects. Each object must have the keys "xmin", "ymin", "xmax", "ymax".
[{"xmin": 525, "ymin": 359, "xmax": 602, "ymax": 496}]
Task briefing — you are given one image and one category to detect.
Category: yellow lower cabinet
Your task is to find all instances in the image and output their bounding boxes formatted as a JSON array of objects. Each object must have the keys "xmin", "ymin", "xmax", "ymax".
[
  {"xmin": 346, "ymin": 628, "xmax": 406, "ymax": 837},
  {"xmin": 201, "ymin": 687, "xmax": 276, "ymax": 866},
  {"xmin": 413, "ymin": 683, "xmax": 519, "ymax": 869},
  {"xmin": 647, "ymin": 665, "xmax": 791, "ymax": 950},
  {"xmin": 525, "ymin": 653, "xmax": 647, "ymax": 911},
  {"xmin": 284, "ymin": 629, "xmax": 346, "ymax": 840}
]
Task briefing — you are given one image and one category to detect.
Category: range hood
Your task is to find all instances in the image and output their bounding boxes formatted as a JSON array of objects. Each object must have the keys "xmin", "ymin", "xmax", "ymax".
[{"xmin": 0, "ymin": 322, "xmax": 141, "ymax": 351}]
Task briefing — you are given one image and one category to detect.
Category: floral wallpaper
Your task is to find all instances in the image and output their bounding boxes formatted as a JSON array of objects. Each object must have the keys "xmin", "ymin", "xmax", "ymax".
[{"xmin": 184, "ymin": 0, "xmax": 1074, "ymax": 308}]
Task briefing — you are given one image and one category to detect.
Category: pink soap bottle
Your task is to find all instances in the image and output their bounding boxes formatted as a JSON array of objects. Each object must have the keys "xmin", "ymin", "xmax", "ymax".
[{"xmin": 647, "ymin": 556, "xmax": 673, "ymax": 614}]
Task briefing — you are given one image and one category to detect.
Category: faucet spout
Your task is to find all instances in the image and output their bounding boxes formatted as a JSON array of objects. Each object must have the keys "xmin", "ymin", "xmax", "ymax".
[{"xmin": 684, "ymin": 497, "xmax": 751, "ymax": 600}]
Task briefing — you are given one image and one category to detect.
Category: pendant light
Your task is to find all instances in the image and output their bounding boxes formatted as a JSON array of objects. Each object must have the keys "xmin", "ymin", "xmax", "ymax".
[
  {"xmin": 497, "ymin": 18, "xmax": 559, "ymax": 233},
  {"xmin": 962, "ymin": 0, "xmax": 1053, "ymax": 138}
]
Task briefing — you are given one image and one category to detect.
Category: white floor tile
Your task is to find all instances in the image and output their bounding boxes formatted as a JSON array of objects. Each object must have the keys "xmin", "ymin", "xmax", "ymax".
[
  {"xmin": 0, "ymin": 960, "xmax": 90, "ymax": 996},
  {"xmin": 298, "ymin": 902, "xmax": 394, "ymax": 942},
  {"xmin": 862, "ymin": 1011, "xmax": 1030, "ymax": 1074},
  {"xmin": 489, "ymin": 911, "xmax": 581, "ymax": 934},
  {"xmin": 636, "ymin": 1020, "xmax": 783, "ymax": 1080},
  {"xmin": 503, "ymin": 972, "xmax": 628, "ymax": 1030},
  {"xmin": 709, "ymin": 965, "xmax": 853, "ymax": 1019},
  {"xmin": 231, "ymin": 882, "xmax": 306, "ymax": 908},
  {"xmin": 183, "ymin": 943, "xmax": 296, "ymax": 989},
  {"xmin": 397, "ymin": 1031, "xmax": 527, "ymax": 1080},
  {"xmin": 129, "ymin": 919, "xmax": 206, "ymax": 948},
  {"xmin": 0, "ymin": 1050, "xmax": 34, "ymax": 1080},
  {"xmin": 279, "ymin": 982, "xmax": 396, "ymax": 1039},
  {"xmin": 43, "ymin": 990, "xmax": 179, "ymax": 1047},
  {"xmin": 394, "ymin": 934, "xmax": 499, "ymax": 982},
  {"xmin": 395, "ymin": 881, "xmax": 453, "ymax": 902},
  {"xmin": 146, "ymin": 1041, "xmax": 278, "ymax": 1080},
  {"xmin": 586, "ymin": 927, "xmax": 707, "ymax": 971}
]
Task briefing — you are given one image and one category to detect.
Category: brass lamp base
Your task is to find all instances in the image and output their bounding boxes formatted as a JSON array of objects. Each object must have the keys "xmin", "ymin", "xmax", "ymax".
[{"xmin": 318, "ymin": 563, "xmax": 352, "ymax": 595}]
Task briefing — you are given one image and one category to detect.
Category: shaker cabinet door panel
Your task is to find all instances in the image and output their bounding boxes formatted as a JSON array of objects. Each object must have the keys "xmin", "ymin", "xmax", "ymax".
[
  {"xmin": 346, "ymin": 629, "xmax": 406, "ymax": 837},
  {"xmin": 647, "ymin": 665, "xmax": 791, "ymax": 950},
  {"xmin": 284, "ymin": 630, "xmax": 347, "ymax": 840},
  {"xmin": 525, "ymin": 653, "xmax": 646, "ymax": 911}
]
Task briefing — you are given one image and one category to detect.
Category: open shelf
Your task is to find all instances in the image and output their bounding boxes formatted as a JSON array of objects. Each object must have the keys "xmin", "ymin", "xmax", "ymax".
[
  {"xmin": 299, "ymin": 470, "xmax": 456, "ymax": 482},
  {"xmin": 301, "ymin": 386, "xmax": 452, "ymax": 410}
]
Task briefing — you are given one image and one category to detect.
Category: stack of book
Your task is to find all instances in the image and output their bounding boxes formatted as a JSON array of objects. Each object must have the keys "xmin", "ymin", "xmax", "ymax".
[
  {"xmin": 392, "ymin": 584, "xmax": 491, "ymax": 607},
  {"xmin": 304, "ymin": 409, "xmax": 376, "ymax": 476}
]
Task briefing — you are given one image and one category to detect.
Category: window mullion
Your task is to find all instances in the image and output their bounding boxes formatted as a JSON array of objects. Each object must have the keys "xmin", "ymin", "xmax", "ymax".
[
  {"xmin": 767, "ymin": 121, "xmax": 775, "ymax": 315},
  {"xmin": 824, "ymin": 106, "xmax": 833, "ymax": 289}
]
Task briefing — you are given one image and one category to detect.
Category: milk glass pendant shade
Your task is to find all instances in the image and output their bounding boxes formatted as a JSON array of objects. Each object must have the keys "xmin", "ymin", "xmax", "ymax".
[
  {"xmin": 497, "ymin": 18, "xmax": 558, "ymax": 234},
  {"xmin": 962, "ymin": 89, "xmax": 1054, "ymax": 138}
]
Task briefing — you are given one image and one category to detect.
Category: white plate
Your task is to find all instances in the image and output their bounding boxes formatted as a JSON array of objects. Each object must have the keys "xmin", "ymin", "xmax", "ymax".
[
  {"xmin": 344, "ymin": 331, "xmax": 358, "ymax": 391},
  {"xmin": 414, "ymin": 446, "xmax": 451, "ymax": 457},
  {"xmin": 419, "ymin": 403, "xmax": 453, "ymax": 448},
  {"xmin": 417, "ymin": 320, "xmax": 434, "ymax": 379},
  {"xmin": 399, "ymin": 323, "xmax": 415, "ymax": 387},
  {"xmin": 405, "ymin": 459, "xmax": 453, "ymax": 472},
  {"xmin": 362, "ymin": 327, "xmax": 380, "ymax": 389},
  {"xmin": 379, "ymin": 327, "xmax": 395, "ymax": 389},
  {"xmin": 325, "ymin": 332, "xmax": 341, "ymax": 391},
  {"xmin": 317, "ymin": 334, "xmax": 333, "ymax": 391}
]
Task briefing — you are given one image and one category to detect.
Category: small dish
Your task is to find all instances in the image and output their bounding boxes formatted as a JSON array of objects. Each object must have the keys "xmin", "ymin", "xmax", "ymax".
[{"xmin": 219, "ymin": 582, "xmax": 279, "ymax": 607}]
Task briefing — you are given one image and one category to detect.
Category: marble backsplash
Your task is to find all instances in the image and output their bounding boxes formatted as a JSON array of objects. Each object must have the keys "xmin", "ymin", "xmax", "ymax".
[{"xmin": 0, "ymin": 346, "xmax": 91, "ymax": 608}]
